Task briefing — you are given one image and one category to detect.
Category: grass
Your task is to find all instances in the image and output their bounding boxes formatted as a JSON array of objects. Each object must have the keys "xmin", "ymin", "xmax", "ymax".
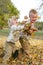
[
  {"xmin": 0, "ymin": 29, "xmax": 9, "ymax": 36},
  {"xmin": 35, "ymin": 31, "xmax": 43, "ymax": 36}
]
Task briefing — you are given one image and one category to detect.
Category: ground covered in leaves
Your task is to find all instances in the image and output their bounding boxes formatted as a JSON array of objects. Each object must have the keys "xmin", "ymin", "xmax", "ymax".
[{"xmin": 0, "ymin": 36, "xmax": 43, "ymax": 65}]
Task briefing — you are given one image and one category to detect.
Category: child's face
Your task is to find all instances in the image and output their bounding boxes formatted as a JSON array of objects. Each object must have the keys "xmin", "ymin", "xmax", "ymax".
[
  {"xmin": 14, "ymin": 19, "xmax": 18, "ymax": 24},
  {"xmin": 29, "ymin": 12, "xmax": 37, "ymax": 23},
  {"xmin": 12, "ymin": 18, "xmax": 18, "ymax": 25}
]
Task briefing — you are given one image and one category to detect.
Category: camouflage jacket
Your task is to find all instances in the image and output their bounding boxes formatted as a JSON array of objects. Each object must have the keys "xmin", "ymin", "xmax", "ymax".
[{"xmin": 23, "ymin": 23, "xmax": 31, "ymax": 35}]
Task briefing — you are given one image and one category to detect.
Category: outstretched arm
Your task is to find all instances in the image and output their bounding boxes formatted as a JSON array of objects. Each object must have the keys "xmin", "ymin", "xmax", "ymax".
[{"xmin": 11, "ymin": 25, "xmax": 24, "ymax": 31}]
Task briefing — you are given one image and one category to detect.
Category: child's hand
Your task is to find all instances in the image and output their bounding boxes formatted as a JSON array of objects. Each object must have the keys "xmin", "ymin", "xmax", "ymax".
[
  {"xmin": 28, "ymin": 29, "xmax": 33, "ymax": 35},
  {"xmin": 29, "ymin": 28, "xmax": 38, "ymax": 35},
  {"xmin": 31, "ymin": 28, "xmax": 38, "ymax": 32},
  {"xmin": 24, "ymin": 25, "xmax": 29, "ymax": 31}
]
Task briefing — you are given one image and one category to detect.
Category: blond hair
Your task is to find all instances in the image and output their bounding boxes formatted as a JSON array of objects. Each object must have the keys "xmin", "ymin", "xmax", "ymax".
[
  {"xmin": 29, "ymin": 9, "xmax": 37, "ymax": 16},
  {"xmin": 8, "ymin": 16, "xmax": 17, "ymax": 28}
]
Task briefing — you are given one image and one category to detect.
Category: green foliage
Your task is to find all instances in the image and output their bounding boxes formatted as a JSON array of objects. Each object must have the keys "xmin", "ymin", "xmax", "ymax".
[
  {"xmin": 35, "ymin": 21, "xmax": 43, "ymax": 30},
  {"xmin": 0, "ymin": 0, "xmax": 19, "ymax": 15},
  {"xmin": 0, "ymin": 0, "xmax": 19, "ymax": 29}
]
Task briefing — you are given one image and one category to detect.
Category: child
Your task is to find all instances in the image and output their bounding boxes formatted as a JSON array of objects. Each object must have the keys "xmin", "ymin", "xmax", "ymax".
[
  {"xmin": 2, "ymin": 16, "xmax": 24, "ymax": 65},
  {"xmin": 24, "ymin": 9, "xmax": 38, "ymax": 35},
  {"xmin": 29, "ymin": 9, "xmax": 38, "ymax": 34},
  {"xmin": 19, "ymin": 9, "xmax": 38, "ymax": 56}
]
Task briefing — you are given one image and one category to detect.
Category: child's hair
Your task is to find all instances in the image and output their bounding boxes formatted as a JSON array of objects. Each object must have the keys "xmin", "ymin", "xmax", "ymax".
[
  {"xmin": 8, "ymin": 16, "xmax": 17, "ymax": 28},
  {"xmin": 29, "ymin": 9, "xmax": 37, "ymax": 16},
  {"xmin": 11, "ymin": 16, "xmax": 16, "ymax": 20}
]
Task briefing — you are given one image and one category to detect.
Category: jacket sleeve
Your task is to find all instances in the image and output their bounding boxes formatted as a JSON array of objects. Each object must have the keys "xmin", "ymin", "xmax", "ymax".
[{"xmin": 11, "ymin": 25, "xmax": 24, "ymax": 31}]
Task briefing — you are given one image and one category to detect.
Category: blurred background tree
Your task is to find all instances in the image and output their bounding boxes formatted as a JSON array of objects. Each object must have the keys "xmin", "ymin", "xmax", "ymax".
[
  {"xmin": 35, "ymin": 22, "xmax": 43, "ymax": 30},
  {"xmin": 0, "ymin": 0, "xmax": 19, "ymax": 29}
]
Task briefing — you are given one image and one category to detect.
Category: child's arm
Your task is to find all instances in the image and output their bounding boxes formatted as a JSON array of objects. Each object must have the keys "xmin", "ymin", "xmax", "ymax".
[
  {"xmin": 11, "ymin": 25, "xmax": 24, "ymax": 32},
  {"xmin": 29, "ymin": 27, "xmax": 38, "ymax": 35},
  {"xmin": 31, "ymin": 27, "xmax": 38, "ymax": 32},
  {"xmin": 11, "ymin": 25, "xmax": 24, "ymax": 37}
]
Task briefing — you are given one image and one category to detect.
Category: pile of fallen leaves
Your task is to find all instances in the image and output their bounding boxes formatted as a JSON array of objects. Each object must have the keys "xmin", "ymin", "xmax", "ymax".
[
  {"xmin": 0, "ymin": 37, "xmax": 43, "ymax": 65},
  {"xmin": 10, "ymin": 45, "xmax": 43, "ymax": 65}
]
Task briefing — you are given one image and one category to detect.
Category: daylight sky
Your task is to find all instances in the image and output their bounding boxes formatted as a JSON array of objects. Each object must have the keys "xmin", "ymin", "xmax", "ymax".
[{"xmin": 11, "ymin": 0, "xmax": 43, "ymax": 21}]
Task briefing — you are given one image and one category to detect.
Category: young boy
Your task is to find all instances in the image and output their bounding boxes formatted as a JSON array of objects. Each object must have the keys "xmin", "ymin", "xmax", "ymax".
[
  {"xmin": 19, "ymin": 9, "xmax": 38, "ymax": 56},
  {"xmin": 29, "ymin": 9, "xmax": 38, "ymax": 34},
  {"xmin": 2, "ymin": 16, "xmax": 24, "ymax": 65}
]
